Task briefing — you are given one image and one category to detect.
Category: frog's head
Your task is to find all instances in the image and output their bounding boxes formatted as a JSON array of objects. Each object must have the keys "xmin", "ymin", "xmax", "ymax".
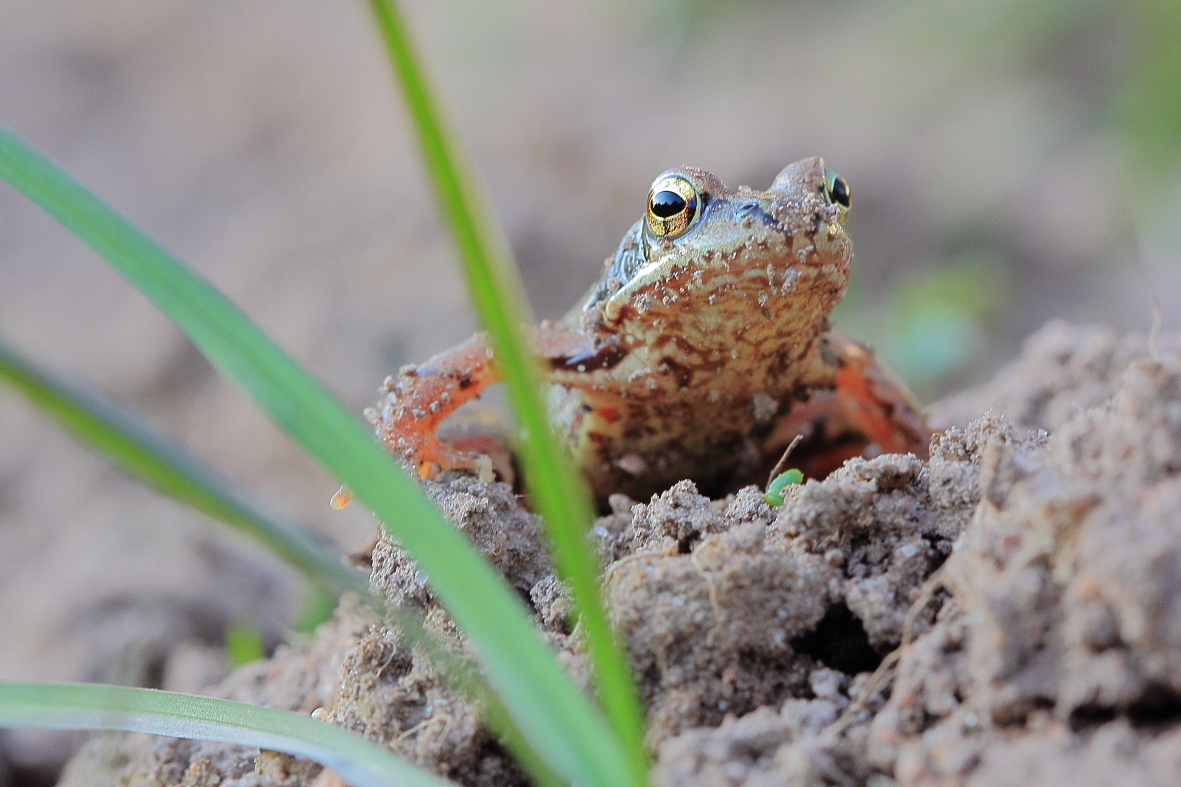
[{"xmin": 581, "ymin": 158, "xmax": 853, "ymax": 361}]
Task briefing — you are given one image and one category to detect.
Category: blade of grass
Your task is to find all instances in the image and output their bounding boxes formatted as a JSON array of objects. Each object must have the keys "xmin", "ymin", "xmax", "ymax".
[
  {"xmin": 0, "ymin": 127, "xmax": 627, "ymax": 787},
  {"xmin": 0, "ymin": 332, "xmax": 564, "ymax": 787},
  {"xmin": 364, "ymin": 3, "xmax": 648, "ymax": 779},
  {"xmin": 0, "ymin": 334, "xmax": 369, "ymax": 599},
  {"xmin": 0, "ymin": 681, "xmax": 454, "ymax": 787}
]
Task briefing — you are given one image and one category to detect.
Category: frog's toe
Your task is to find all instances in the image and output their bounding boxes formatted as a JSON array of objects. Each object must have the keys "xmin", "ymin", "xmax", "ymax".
[
  {"xmin": 472, "ymin": 454, "xmax": 494, "ymax": 483},
  {"xmin": 420, "ymin": 440, "xmax": 498, "ymax": 484}
]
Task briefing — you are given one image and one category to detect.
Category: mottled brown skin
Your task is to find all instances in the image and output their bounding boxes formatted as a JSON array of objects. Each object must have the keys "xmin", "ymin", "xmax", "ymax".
[{"xmin": 373, "ymin": 157, "xmax": 929, "ymax": 504}]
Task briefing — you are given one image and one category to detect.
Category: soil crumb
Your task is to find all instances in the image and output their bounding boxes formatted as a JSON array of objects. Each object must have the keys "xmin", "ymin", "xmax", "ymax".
[{"xmin": 58, "ymin": 321, "xmax": 1181, "ymax": 786}]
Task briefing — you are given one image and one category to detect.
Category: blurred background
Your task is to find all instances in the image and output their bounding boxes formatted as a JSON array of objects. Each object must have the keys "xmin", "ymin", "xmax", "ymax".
[{"xmin": 1, "ymin": 0, "xmax": 1179, "ymax": 783}]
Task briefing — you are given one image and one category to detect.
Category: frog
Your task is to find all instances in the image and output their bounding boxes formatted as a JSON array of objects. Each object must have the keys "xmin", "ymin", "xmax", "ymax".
[{"xmin": 367, "ymin": 157, "xmax": 930, "ymax": 506}]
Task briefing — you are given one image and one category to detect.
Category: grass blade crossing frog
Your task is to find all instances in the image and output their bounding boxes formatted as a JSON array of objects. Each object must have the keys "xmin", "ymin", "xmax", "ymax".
[{"xmin": 369, "ymin": 157, "xmax": 929, "ymax": 505}]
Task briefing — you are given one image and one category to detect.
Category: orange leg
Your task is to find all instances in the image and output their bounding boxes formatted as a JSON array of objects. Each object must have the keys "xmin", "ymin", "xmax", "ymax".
[
  {"xmin": 830, "ymin": 337, "xmax": 930, "ymax": 458},
  {"xmin": 375, "ymin": 332, "xmax": 503, "ymax": 481},
  {"xmin": 763, "ymin": 334, "xmax": 931, "ymax": 480}
]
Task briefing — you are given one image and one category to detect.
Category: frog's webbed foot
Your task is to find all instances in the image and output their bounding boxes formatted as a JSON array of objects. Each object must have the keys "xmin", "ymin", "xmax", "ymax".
[
  {"xmin": 764, "ymin": 332, "xmax": 931, "ymax": 479},
  {"xmin": 375, "ymin": 332, "xmax": 502, "ymax": 482}
]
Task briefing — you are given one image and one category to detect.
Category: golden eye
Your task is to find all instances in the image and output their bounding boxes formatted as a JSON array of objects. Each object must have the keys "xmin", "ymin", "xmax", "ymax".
[
  {"xmin": 647, "ymin": 176, "xmax": 699, "ymax": 238},
  {"xmin": 823, "ymin": 169, "xmax": 850, "ymax": 223}
]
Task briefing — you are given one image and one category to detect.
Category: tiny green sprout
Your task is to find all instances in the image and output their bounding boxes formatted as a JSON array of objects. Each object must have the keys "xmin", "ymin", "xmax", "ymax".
[
  {"xmin": 224, "ymin": 619, "xmax": 266, "ymax": 667},
  {"xmin": 764, "ymin": 468, "xmax": 804, "ymax": 506}
]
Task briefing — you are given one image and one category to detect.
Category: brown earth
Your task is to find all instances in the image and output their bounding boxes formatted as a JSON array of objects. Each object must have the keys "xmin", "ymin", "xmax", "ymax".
[{"xmin": 52, "ymin": 319, "xmax": 1181, "ymax": 786}]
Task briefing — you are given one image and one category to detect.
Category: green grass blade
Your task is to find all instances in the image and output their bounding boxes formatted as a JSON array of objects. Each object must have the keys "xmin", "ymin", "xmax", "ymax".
[
  {"xmin": 0, "ymin": 127, "xmax": 627, "ymax": 787},
  {"xmin": 0, "ymin": 335, "xmax": 370, "ymax": 599},
  {"xmin": 0, "ymin": 681, "xmax": 454, "ymax": 787},
  {"xmin": 364, "ymin": 3, "xmax": 648, "ymax": 779},
  {"xmin": 0, "ymin": 333, "xmax": 565, "ymax": 787}
]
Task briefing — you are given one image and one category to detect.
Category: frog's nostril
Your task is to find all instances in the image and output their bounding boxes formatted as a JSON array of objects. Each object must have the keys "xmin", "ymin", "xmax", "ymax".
[{"xmin": 736, "ymin": 202, "xmax": 770, "ymax": 225}]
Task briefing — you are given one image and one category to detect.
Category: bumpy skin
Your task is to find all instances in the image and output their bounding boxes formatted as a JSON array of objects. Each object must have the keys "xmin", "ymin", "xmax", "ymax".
[{"xmin": 374, "ymin": 158, "xmax": 929, "ymax": 503}]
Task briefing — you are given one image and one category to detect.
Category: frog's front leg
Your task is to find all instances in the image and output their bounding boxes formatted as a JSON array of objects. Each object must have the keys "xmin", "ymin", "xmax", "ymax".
[
  {"xmin": 373, "ymin": 323, "xmax": 591, "ymax": 483},
  {"xmin": 376, "ymin": 332, "xmax": 503, "ymax": 481},
  {"xmin": 766, "ymin": 333, "xmax": 932, "ymax": 479}
]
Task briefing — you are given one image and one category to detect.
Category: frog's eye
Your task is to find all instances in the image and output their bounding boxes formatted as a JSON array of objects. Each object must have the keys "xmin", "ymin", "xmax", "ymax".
[
  {"xmin": 823, "ymin": 169, "xmax": 851, "ymax": 222},
  {"xmin": 647, "ymin": 176, "xmax": 699, "ymax": 238}
]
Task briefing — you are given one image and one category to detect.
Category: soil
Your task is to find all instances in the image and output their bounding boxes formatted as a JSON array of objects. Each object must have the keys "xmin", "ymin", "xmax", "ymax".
[{"xmin": 50, "ymin": 319, "xmax": 1181, "ymax": 786}]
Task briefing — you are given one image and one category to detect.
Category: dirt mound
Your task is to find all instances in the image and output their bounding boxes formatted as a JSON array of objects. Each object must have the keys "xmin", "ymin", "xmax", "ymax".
[{"xmin": 58, "ymin": 321, "xmax": 1181, "ymax": 786}]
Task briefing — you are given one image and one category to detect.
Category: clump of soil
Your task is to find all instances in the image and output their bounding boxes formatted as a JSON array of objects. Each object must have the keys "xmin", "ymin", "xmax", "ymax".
[{"xmin": 58, "ymin": 321, "xmax": 1181, "ymax": 786}]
